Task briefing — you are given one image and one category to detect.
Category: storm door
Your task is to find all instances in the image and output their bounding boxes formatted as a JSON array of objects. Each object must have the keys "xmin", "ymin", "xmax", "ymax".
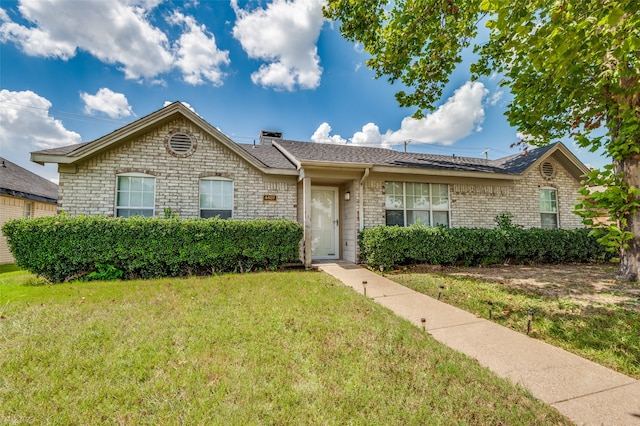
[{"xmin": 311, "ymin": 187, "xmax": 339, "ymax": 259}]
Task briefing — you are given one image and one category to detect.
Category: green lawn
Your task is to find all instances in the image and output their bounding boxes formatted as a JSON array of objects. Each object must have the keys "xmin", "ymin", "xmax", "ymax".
[
  {"xmin": 391, "ymin": 272, "xmax": 640, "ymax": 380},
  {"xmin": 0, "ymin": 268, "xmax": 571, "ymax": 425}
]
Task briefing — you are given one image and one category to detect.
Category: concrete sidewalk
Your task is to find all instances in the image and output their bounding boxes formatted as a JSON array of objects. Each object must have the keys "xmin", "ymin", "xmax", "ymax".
[{"xmin": 315, "ymin": 261, "xmax": 640, "ymax": 426}]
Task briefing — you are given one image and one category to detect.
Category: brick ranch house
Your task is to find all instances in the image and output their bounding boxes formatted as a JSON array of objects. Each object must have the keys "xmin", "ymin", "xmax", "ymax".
[
  {"xmin": 31, "ymin": 102, "xmax": 589, "ymax": 267},
  {"xmin": 1, "ymin": 157, "xmax": 58, "ymax": 264}
]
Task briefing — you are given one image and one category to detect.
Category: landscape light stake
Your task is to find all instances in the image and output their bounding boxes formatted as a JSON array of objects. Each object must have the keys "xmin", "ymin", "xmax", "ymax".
[
  {"xmin": 527, "ymin": 310, "xmax": 534, "ymax": 335},
  {"xmin": 420, "ymin": 317, "xmax": 426, "ymax": 332},
  {"xmin": 437, "ymin": 285, "xmax": 444, "ymax": 300},
  {"xmin": 362, "ymin": 280, "xmax": 367, "ymax": 297},
  {"xmin": 487, "ymin": 301, "xmax": 493, "ymax": 320}
]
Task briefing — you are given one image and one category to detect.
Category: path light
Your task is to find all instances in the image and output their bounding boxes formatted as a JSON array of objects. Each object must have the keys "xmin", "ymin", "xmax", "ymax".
[
  {"xmin": 420, "ymin": 317, "xmax": 426, "ymax": 332},
  {"xmin": 362, "ymin": 280, "xmax": 367, "ymax": 297},
  {"xmin": 527, "ymin": 310, "xmax": 534, "ymax": 335},
  {"xmin": 437, "ymin": 285, "xmax": 444, "ymax": 300},
  {"xmin": 487, "ymin": 301, "xmax": 493, "ymax": 320}
]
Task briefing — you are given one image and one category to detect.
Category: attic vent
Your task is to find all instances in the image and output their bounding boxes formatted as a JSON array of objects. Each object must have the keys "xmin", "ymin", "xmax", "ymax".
[
  {"xmin": 166, "ymin": 131, "xmax": 196, "ymax": 157},
  {"xmin": 540, "ymin": 161, "xmax": 556, "ymax": 179}
]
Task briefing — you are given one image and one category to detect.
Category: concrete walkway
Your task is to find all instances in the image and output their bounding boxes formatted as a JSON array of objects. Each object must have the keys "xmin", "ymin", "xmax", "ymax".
[{"xmin": 315, "ymin": 261, "xmax": 640, "ymax": 426}]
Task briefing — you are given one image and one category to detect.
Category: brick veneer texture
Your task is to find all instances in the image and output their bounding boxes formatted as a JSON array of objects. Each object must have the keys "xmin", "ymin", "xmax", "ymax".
[{"xmin": 58, "ymin": 118, "xmax": 297, "ymax": 221}]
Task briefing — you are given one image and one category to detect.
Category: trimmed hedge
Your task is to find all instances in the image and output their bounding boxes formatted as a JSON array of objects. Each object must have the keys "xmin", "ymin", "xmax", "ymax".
[
  {"xmin": 2, "ymin": 215, "xmax": 303, "ymax": 282},
  {"xmin": 359, "ymin": 225, "xmax": 613, "ymax": 269}
]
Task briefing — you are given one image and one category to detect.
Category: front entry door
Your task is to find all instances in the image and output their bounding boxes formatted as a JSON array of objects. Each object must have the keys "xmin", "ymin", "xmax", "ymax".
[{"xmin": 311, "ymin": 187, "xmax": 339, "ymax": 259}]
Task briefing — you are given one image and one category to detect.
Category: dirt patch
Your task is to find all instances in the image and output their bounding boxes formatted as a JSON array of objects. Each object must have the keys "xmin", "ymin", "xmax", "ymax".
[{"xmin": 404, "ymin": 263, "xmax": 640, "ymax": 310}]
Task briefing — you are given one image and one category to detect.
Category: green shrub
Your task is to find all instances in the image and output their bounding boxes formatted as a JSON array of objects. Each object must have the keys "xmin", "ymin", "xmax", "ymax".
[
  {"xmin": 359, "ymin": 225, "xmax": 612, "ymax": 269},
  {"xmin": 2, "ymin": 215, "xmax": 303, "ymax": 282}
]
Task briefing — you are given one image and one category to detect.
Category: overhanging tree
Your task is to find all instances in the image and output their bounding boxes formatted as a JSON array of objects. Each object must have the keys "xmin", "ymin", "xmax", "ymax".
[{"xmin": 325, "ymin": 0, "xmax": 640, "ymax": 281}]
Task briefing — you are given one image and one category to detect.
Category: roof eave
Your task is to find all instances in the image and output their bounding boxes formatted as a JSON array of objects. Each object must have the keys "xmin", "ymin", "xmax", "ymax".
[
  {"xmin": 372, "ymin": 165, "xmax": 518, "ymax": 180},
  {"xmin": 31, "ymin": 152, "xmax": 76, "ymax": 165},
  {"xmin": 261, "ymin": 168, "xmax": 299, "ymax": 176},
  {"xmin": 298, "ymin": 160, "xmax": 375, "ymax": 170},
  {"xmin": 0, "ymin": 188, "xmax": 57, "ymax": 204}
]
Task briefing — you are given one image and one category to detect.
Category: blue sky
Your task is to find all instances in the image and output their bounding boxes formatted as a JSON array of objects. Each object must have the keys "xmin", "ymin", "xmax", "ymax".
[{"xmin": 0, "ymin": 0, "xmax": 610, "ymax": 183}]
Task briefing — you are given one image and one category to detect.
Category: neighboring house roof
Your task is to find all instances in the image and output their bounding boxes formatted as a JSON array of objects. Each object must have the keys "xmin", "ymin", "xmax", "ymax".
[
  {"xmin": 30, "ymin": 101, "xmax": 590, "ymax": 181},
  {"xmin": 0, "ymin": 157, "xmax": 58, "ymax": 203}
]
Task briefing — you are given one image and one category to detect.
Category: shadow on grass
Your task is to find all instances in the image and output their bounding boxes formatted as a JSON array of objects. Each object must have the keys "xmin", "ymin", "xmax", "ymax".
[{"xmin": 0, "ymin": 264, "xmax": 21, "ymax": 274}]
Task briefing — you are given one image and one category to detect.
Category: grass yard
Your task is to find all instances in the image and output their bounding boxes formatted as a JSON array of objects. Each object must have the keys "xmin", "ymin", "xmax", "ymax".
[
  {"xmin": 0, "ymin": 268, "xmax": 571, "ymax": 425},
  {"xmin": 391, "ymin": 269, "xmax": 640, "ymax": 380}
]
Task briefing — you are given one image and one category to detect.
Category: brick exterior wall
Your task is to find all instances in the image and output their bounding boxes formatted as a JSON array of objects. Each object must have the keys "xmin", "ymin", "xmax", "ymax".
[
  {"xmin": 451, "ymin": 157, "xmax": 583, "ymax": 229},
  {"xmin": 362, "ymin": 179, "xmax": 386, "ymax": 228},
  {"xmin": 361, "ymin": 156, "xmax": 584, "ymax": 231},
  {"xmin": 58, "ymin": 118, "xmax": 297, "ymax": 221},
  {"xmin": 1, "ymin": 195, "xmax": 57, "ymax": 264}
]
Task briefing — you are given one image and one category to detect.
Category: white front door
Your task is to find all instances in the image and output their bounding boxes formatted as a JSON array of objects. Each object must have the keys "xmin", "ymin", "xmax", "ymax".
[{"xmin": 311, "ymin": 187, "xmax": 339, "ymax": 259}]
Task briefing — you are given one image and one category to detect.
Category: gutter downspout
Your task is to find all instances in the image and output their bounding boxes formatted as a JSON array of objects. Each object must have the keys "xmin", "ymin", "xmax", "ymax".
[{"xmin": 359, "ymin": 168, "xmax": 370, "ymax": 232}]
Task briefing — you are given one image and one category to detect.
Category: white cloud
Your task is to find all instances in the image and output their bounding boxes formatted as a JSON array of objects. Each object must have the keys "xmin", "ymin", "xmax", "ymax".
[
  {"xmin": 488, "ymin": 90, "xmax": 503, "ymax": 106},
  {"xmin": 313, "ymin": 81, "xmax": 489, "ymax": 148},
  {"xmin": 352, "ymin": 123, "xmax": 388, "ymax": 147},
  {"xmin": 0, "ymin": 8, "xmax": 12, "ymax": 22},
  {"xmin": 0, "ymin": 0, "xmax": 173, "ymax": 80},
  {"xmin": 384, "ymin": 81, "xmax": 489, "ymax": 145},
  {"xmin": 231, "ymin": 0, "xmax": 325, "ymax": 91},
  {"xmin": 516, "ymin": 131, "xmax": 534, "ymax": 142},
  {"xmin": 168, "ymin": 12, "xmax": 230, "ymax": 86},
  {"xmin": 81, "ymin": 88, "xmax": 134, "ymax": 119},
  {"xmin": 311, "ymin": 122, "xmax": 346, "ymax": 144},
  {"xmin": 0, "ymin": 89, "xmax": 81, "ymax": 180}
]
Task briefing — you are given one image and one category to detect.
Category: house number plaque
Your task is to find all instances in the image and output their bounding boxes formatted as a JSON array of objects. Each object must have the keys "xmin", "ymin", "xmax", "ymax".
[{"xmin": 263, "ymin": 195, "xmax": 277, "ymax": 201}]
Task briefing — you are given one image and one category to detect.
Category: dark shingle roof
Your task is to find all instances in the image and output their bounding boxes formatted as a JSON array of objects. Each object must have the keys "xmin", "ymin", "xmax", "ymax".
[
  {"xmin": 34, "ymin": 143, "xmax": 87, "ymax": 156},
  {"xmin": 0, "ymin": 158, "xmax": 58, "ymax": 202},
  {"xmin": 273, "ymin": 139, "xmax": 543, "ymax": 174},
  {"xmin": 489, "ymin": 143, "xmax": 557, "ymax": 174},
  {"xmin": 237, "ymin": 143, "xmax": 296, "ymax": 169}
]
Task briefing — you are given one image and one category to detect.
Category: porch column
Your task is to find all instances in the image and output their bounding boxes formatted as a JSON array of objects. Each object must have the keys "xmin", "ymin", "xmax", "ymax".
[{"xmin": 302, "ymin": 175, "xmax": 312, "ymax": 268}]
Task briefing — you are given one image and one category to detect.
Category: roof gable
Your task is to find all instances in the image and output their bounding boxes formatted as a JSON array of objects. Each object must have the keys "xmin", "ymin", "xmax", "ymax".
[
  {"xmin": 31, "ymin": 102, "xmax": 294, "ymax": 175},
  {"xmin": 0, "ymin": 157, "xmax": 58, "ymax": 202},
  {"xmin": 491, "ymin": 142, "xmax": 590, "ymax": 179}
]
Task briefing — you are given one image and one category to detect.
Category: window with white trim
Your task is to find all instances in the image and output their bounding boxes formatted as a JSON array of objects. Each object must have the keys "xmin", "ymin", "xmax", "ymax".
[
  {"xmin": 23, "ymin": 201, "xmax": 33, "ymax": 218},
  {"xmin": 116, "ymin": 174, "xmax": 155, "ymax": 217},
  {"xmin": 539, "ymin": 188, "xmax": 558, "ymax": 229},
  {"xmin": 385, "ymin": 182, "xmax": 450, "ymax": 227},
  {"xmin": 200, "ymin": 178, "xmax": 233, "ymax": 219}
]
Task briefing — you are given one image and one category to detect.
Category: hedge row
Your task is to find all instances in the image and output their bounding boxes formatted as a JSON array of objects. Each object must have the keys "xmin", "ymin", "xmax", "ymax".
[
  {"xmin": 359, "ymin": 225, "xmax": 613, "ymax": 269},
  {"xmin": 2, "ymin": 215, "xmax": 303, "ymax": 282}
]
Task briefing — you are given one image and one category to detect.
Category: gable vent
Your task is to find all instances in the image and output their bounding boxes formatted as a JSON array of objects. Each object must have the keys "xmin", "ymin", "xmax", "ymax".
[
  {"xmin": 166, "ymin": 131, "xmax": 196, "ymax": 157},
  {"xmin": 540, "ymin": 161, "xmax": 555, "ymax": 179}
]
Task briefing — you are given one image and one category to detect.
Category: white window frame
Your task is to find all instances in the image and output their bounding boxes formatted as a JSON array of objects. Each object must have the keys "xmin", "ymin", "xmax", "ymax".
[
  {"xmin": 199, "ymin": 177, "xmax": 234, "ymax": 219},
  {"xmin": 539, "ymin": 187, "xmax": 559, "ymax": 229},
  {"xmin": 385, "ymin": 182, "xmax": 450, "ymax": 227},
  {"xmin": 23, "ymin": 201, "xmax": 33, "ymax": 218},
  {"xmin": 115, "ymin": 173, "xmax": 156, "ymax": 218}
]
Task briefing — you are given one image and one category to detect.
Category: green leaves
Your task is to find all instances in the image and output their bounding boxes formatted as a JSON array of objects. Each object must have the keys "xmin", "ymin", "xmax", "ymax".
[
  {"xmin": 1, "ymin": 216, "xmax": 303, "ymax": 283},
  {"xmin": 359, "ymin": 225, "xmax": 611, "ymax": 269}
]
